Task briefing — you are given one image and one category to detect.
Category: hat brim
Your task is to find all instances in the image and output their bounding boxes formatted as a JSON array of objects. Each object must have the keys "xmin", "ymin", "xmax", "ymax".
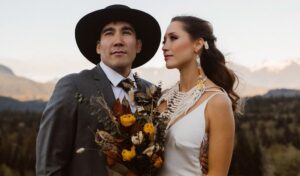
[{"xmin": 75, "ymin": 8, "xmax": 161, "ymax": 68}]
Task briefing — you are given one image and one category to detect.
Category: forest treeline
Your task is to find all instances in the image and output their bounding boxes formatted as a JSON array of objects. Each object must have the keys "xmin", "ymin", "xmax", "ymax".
[{"xmin": 0, "ymin": 96, "xmax": 300, "ymax": 176}]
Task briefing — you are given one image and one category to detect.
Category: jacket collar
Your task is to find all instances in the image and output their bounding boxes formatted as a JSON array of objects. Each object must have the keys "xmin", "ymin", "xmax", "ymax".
[{"xmin": 91, "ymin": 64, "xmax": 116, "ymax": 109}]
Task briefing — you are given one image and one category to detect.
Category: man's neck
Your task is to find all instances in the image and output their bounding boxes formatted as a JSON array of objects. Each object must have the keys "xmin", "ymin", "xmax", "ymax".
[
  {"xmin": 114, "ymin": 67, "xmax": 131, "ymax": 78},
  {"xmin": 102, "ymin": 62, "xmax": 131, "ymax": 77},
  {"xmin": 99, "ymin": 62, "xmax": 135, "ymax": 87}
]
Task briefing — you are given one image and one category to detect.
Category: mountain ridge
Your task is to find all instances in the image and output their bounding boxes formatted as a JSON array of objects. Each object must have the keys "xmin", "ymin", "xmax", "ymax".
[
  {"xmin": 1, "ymin": 60, "xmax": 299, "ymax": 100},
  {"xmin": 0, "ymin": 64, "xmax": 14, "ymax": 75},
  {"xmin": 0, "ymin": 66, "xmax": 54, "ymax": 101},
  {"xmin": 0, "ymin": 95, "xmax": 46, "ymax": 112}
]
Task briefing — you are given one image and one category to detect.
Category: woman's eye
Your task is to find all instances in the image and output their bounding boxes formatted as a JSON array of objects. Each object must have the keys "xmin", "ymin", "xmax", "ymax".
[{"xmin": 170, "ymin": 36, "xmax": 178, "ymax": 40}]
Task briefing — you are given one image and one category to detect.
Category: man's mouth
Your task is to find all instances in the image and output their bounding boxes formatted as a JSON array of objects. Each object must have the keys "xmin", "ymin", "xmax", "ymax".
[{"xmin": 111, "ymin": 50, "xmax": 127, "ymax": 55}]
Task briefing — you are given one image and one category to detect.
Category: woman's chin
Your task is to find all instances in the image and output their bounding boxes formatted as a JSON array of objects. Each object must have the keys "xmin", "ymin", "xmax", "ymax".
[{"xmin": 165, "ymin": 63, "xmax": 178, "ymax": 69}]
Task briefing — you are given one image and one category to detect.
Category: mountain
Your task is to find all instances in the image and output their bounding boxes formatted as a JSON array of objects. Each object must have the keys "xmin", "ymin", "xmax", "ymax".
[
  {"xmin": 0, "ymin": 96, "xmax": 46, "ymax": 112},
  {"xmin": 250, "ymin": 61, "xmax": 300, "ymax": 88},
  {"xmin": 228, "ymin": 60, "xmax": 300, "ymax": 96},
  {"xmin": 0, "ymin": 64, "xmax": 54, "ymax": 101},
  {"xmin": 135, "ymin": 61, "xmax": 300, "ymax": 97},
  {"xmin": 0, "ymin": 64, "xmax": 14, "ymax": 75},
  {"xmin": 0, "ymin": 60, "xmax": 299, "ymax": 100},
  {"xmin": 263, "ymin": 88, "xmax": 300, "ymax": 97}
]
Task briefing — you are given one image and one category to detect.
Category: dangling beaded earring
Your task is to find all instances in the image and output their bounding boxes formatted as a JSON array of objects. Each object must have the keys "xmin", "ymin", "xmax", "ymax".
[
  {"xmin": 196, "ymin": 55, "xmax": 201, "ymax": 66},
  {"xmin": 196, "ymin": 67, "xmax": 206, "ymax": 90},
  {"xmin": 196, "ymin": 53, "xmax": 206, "ymax": 90}
]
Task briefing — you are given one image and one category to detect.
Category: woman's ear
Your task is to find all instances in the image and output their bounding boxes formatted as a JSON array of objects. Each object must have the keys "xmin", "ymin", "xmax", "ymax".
[
  {"xmin": 96, "ymin": 40, "xmax": 101, "ymax": 54},
  {"xmin": 194, "ymin": 38, "xmax": 205, "ymax": 54}
]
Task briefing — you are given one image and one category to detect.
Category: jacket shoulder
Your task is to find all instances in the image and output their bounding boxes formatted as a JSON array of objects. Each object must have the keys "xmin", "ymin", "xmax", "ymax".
[{"xmin": 56, "ymin": 67, "xmax": 96, "ymax": 84}]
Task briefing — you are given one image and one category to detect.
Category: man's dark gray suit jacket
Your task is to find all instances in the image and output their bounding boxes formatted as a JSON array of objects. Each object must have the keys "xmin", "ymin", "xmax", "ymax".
[{"xmin": 36, "ymin": 64, "xmax": 152, "ymax": 176}]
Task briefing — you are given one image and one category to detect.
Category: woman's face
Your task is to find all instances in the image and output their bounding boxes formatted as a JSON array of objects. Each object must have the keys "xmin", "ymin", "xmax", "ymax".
[{"xmin": 162, "ymin": 21, "xmax": 196, "ymax": 69}]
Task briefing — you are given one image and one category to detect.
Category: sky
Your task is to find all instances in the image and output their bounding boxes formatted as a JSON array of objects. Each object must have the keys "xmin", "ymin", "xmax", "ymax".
[{"xmin": 1, "ymin": 0, "xmax": 300, "ymax": 82}]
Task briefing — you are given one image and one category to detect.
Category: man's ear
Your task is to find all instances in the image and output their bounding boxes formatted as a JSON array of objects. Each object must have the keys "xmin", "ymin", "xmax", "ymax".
[
  {"xmin": 136, "ymin": 39, "xmax": 142, "ymax": 53},
  {"xmin": 194, "ymin": 38, "xmax": 204, "ymax": 54},
  {"xmin": 96, "ymin": 41, "xmax": 101, "ymax": 54}
]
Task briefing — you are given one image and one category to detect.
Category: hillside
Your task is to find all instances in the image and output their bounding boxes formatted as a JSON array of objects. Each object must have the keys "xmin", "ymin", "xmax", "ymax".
[{"xmin": 0, "ymin": 64, "xmax": 54, "ymax": 101}]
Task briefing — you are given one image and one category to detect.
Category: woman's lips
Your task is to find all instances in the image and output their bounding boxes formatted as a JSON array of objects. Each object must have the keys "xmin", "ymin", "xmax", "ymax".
[{"xmin": 164, "ymin": 55, "xmax": 173, "ymax": 60}]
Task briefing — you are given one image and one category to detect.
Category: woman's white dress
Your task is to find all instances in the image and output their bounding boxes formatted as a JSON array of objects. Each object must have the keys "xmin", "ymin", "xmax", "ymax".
[{"xmin": 159, "ymin": 92, "xmax": 224, "ymax": 176}]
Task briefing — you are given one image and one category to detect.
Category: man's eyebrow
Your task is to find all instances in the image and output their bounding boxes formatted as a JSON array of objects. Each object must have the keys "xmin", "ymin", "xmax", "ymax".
[
  {"xmin": 122, "ymin": 26, "xmax": 135, "ymax": 32},
  {"xmin": 101, "ymin": 27, "xmax": 114, "ymax": 34}
]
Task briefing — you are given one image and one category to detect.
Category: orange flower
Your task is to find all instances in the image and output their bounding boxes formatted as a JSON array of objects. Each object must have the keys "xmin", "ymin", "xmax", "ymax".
[
  {"xmin": 143, "ymin": 122, "xmax": 155, "ymax": 135},
  {"xmin": 120, "ymin": 114, "xmax": 136, "ymax": 127},
  {"xmin": 106, "ymin": 151, "xmax": 117, "ymax": 166},
  {"xmin": 153, "ymin": 156, "xmax": 163, "ymax": 168}
]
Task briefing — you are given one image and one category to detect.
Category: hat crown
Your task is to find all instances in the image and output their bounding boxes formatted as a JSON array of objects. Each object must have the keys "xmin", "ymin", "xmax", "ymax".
[{"xmin": 105, "ymin": 4, "xmax": 130, "ymax": 10}]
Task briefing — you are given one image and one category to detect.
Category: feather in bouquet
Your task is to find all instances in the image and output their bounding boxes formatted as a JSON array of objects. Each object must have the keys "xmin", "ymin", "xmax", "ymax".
[{"xmin": 76, "ymin": 79, "xmax": 169, "ymax": 176}]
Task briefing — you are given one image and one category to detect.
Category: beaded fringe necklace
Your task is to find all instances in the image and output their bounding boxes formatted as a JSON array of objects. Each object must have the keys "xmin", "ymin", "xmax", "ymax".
[{"xmin": 158, "ymin": 71, "xmax": 207, "ymax": 129}]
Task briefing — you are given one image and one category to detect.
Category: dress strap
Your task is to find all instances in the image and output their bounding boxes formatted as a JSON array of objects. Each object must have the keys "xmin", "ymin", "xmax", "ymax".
[
  {"xmin": 201, "ymin": 91, "xmax": 226, "ymax": 106},
  {"xmin": 204, "ymin": 86, "xmax": 226, "ymax": 93}
]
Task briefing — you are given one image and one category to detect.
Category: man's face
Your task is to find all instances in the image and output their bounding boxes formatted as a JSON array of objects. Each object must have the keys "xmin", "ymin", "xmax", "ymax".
[{"xmin": 96, "ymin": 21, "xmax": 142, "ymax": 73}]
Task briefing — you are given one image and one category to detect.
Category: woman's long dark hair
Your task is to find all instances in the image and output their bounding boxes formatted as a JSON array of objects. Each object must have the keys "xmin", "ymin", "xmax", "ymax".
[{"xmin": 172, "ymin": 16, "xmax": 240, "ymax": 112}]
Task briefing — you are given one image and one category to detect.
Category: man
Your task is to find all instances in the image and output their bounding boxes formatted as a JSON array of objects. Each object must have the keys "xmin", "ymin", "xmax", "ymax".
[{"xmin": 36, "ymin": 4, "xmax": 161, "ymax": 176}]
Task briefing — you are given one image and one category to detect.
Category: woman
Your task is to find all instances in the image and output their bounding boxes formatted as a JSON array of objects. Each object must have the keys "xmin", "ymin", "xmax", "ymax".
[{"xmin": 158, "ymin": 16, "xmax": 239, "ymax": 176}]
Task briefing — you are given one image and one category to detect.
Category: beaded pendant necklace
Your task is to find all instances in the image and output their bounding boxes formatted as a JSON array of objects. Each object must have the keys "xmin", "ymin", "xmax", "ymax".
[{"xmin": 158, "ymin": 69, "xmax": 207, "ymax": 129}]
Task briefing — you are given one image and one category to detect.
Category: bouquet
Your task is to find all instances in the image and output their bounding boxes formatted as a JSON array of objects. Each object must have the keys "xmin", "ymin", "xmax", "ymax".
[{"xmin": 76, "ymin": 78, "xmax": 169, "ymax": 176}]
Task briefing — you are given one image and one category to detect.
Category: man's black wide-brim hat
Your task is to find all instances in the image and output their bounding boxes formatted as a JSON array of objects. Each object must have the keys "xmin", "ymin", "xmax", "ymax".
[{"xmin": 75, "ymin": 4, "xmax": 161, "ymax": 68}]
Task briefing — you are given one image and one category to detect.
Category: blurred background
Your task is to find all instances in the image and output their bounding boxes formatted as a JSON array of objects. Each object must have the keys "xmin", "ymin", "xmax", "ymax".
[{"xmin": 1, "ymin": 0, "xmax": 300, "ymax": 175}]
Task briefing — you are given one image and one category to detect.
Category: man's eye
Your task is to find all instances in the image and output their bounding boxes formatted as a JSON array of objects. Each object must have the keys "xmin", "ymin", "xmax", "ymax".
[
  {"xmin": 104, "ymin": 32, "xmax": 113, "ymax": 36},
  {"xmin": 123, "ymin": 31, "xmax": 132, "ymax": 35}
]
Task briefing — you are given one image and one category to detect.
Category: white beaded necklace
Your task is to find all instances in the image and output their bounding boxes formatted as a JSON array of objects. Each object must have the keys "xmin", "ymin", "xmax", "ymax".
[{"xmin": 158, "ymin": 74, "xmax": 207, "ymax": 129}]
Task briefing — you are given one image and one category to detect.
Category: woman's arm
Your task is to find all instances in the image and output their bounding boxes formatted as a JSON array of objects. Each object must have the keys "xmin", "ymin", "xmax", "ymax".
[{"xmin": 205, "ymin": 93, "xmax": 235, "ymax": 176}]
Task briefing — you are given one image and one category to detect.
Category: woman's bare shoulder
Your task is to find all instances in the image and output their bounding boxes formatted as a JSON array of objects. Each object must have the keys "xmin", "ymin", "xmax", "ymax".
[{"xmin": 206, "ymin": 93, "xmax": 233, "ymax": 121}]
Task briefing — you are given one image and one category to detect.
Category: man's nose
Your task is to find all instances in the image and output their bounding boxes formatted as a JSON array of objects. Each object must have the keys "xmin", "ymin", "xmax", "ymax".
[{"xmin": 113, "ymin": 33, "xmax": 124, "ymax": 46}]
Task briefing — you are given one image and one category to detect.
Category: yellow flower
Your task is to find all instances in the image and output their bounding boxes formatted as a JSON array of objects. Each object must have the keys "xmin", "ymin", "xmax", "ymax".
[
  {"xmin": 121, "ymin": 146, "xmax": 136, "ymax": 161},
  {"xmin": 153, "ymin": 156, "xmax": 163, "ymax": 168},
  {"xmin": 143, "ymin": 123, "xmax": 155, "ymax": 135},
  {"xmin": 120, "ymin": 114, "xmax": 136, "ymax": 127}
]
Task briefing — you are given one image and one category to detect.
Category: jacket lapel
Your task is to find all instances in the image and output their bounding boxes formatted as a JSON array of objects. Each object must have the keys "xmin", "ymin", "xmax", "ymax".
[
  {"xmin": 91, "ymin": 64, "xmax": 152, "ymax": 109},
  {"xmin": 91, "ymin": 64, "xmax": 116, "ymax": 109}
]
